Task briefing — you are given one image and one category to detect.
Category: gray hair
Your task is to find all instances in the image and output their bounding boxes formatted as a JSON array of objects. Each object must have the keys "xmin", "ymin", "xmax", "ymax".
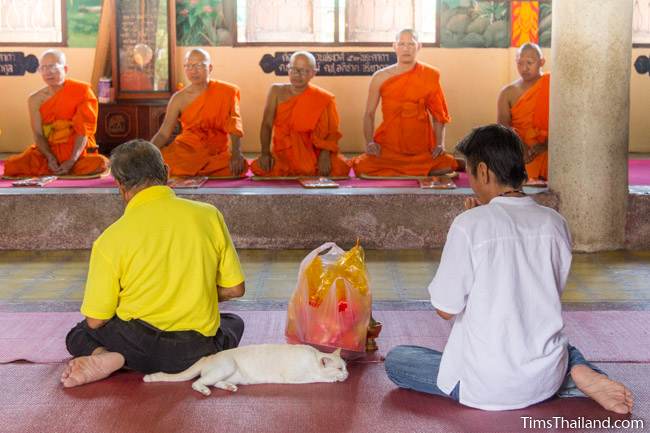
[
  {"xmin": 516, "ymin": 43, "xmax": 543, "ymax": 59},
  {"xmin": 40, "ymin": 49, "xmax": 66, "ymax": 65},
  {"xmin": 395, "ymin": 28, "xmax": 419, "ymax": 42},
  {"xmin": 110, "ymin": 139, "xmax": 167, "ymax": 190},
  {"xmin": 290, "ymin": 51, "xmax": 316, "ymax": 69},
  {"xmin": 184, "ymin": 48, "xmax": 211, "ymax": 64}
]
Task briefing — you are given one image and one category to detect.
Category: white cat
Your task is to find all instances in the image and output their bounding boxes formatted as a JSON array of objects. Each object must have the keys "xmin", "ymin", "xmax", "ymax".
[{"xmin": 143, "ymin": 343, "xmax": 349, "ymax": 396}]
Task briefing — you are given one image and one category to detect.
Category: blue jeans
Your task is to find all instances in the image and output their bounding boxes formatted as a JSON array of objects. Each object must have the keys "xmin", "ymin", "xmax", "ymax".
[{"xmin": 384, "ymin": 344, "xmax": 605, "ymax": 401}]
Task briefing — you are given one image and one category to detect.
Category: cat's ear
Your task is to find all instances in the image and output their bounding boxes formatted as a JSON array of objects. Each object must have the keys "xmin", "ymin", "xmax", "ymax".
[{"xmin": 321, "ymin": 348, "xmax": 342, "ymax": 367}]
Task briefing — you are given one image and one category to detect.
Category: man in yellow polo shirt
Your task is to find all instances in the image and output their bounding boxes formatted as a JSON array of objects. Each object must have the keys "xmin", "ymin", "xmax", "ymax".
[{"xmin": 61, "ymin": 139, "xmax": 246, "ymax": 387}]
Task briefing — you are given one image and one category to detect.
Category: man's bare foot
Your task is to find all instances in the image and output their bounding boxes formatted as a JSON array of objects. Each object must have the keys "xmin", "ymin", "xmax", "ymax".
[
  {"xmin": 571, "ymin": 365, "xmax": 634, "ymax": 414},
  {"xmin": 60, "ymin": 352, "xmax": 125, "ymax": 388}
]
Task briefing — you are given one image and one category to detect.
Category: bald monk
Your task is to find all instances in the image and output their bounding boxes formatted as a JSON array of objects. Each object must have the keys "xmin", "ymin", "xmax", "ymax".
[
  {"xmin": 497, "ymin": 43, "xmax": 549, "ymax": 181},
  {"xmin": 152, "ymin": 48, "xmax": 246, "ymax": 177},
  {"xmin": 250, "ymin": 51, "xmax": 350, "ymax": 177},
  {"xmin": 353, "ymin": 29, "xmax": 461, "ymax": 177},
  {"xmin": 4, "ymin": 50, "xmax": 108, "ymax": 177}
]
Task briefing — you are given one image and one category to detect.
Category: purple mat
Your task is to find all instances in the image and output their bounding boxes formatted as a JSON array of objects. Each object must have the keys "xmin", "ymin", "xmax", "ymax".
[{"xmin": 1, "ymin": 310, "xmax": 648, "ymax": 364}]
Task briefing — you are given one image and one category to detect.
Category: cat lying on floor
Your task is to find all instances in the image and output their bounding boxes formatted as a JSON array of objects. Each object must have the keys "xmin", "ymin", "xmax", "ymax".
[{"xmin": 143, "ymin": 343, "xmax": 349, "ymax": 396}]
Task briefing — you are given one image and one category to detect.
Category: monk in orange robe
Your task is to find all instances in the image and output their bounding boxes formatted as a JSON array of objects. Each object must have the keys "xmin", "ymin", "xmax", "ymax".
[
  {"xmin": 251, "ymin": 51, "xmax": 350, "ymax": 177},
  {"xmin": 152, "ymin": 48, "xmax": 246, "ymax": 177},
  {"xmin": 4, "ymin": 50, "xmax": 108, "ymax": 177},
  {"xmin": 497, "ymin": 43, "xmax": 549, "ymax": 181},
  {"xmin": 353, "ymin": 29, "xmax": 460, "ymax": 177}
]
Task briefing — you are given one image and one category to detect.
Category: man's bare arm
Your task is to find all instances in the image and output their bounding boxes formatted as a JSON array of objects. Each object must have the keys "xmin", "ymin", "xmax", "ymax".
[
  {"xmin": 217, "ymin": 281, "xmax": 245, "ymax": 301},
  {"xmin": 260, "ymin": 86, "xmax": 279, "ymax": 154},
  {"xmin": 151, "ymin": 93, "xmax": 182, "ymax": 148},
  {"xmin": 496, "ymin": 87, "xmax": 512, "ymax": 126},
  {"xmin": 363, "ymin": 74, "xmax": 382, "ymax": 153},
  {"xmin": 85, "ymin": 317, "xmax": 109, "ymax": 329},
  {"xmin": 28, "ymin": 93, "xmax": 59, "ymax": 170},
  {"xmin": 433, "ymin": 121, "xmax": 446, "ymax": 158},
  {"xmin": 436, "ymin": 309, "xmax": 454, "ymax": 320},
  {"xmin": 56, "ymin": 135, "xmax": 88, "ymax": 174},
  {"xmin": 258, "ymin": 86, "xmax": 279, "ymax": 171},
  {"xmin": 229, "ymin": 134, "xmax": 246, "ymax": 175}
]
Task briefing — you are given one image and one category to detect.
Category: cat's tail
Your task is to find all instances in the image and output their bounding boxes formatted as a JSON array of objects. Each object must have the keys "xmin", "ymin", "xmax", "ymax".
[{"xmin": 142, "ymin": 357, "xmax": 209, "ymax": 383}]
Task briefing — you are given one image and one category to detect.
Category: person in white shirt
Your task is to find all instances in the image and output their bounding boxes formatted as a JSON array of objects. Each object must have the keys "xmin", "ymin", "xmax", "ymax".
[{"xmin": 384, "ymin": 124, "xmax": 633, "ymax": 414}]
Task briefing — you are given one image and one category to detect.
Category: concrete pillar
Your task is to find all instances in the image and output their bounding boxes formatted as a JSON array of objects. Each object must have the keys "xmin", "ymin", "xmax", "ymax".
[{"xmin": 549, "ymin": 0, "xmax": 633, "ymax": 252}]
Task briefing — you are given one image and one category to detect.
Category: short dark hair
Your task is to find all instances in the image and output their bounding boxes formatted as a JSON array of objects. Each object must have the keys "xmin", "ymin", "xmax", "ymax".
[
  {"xmin": 456, "ymin": 124, "xmax": 528, "ymax": 189},
  {"xmin": 110, "ymin": 139, "xmax": 167, "ymax": 190}
]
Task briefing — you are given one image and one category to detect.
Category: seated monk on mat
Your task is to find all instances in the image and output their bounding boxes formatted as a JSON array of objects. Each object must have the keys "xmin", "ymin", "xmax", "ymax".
[
  {"xmin": 497, "ymin": 43, "xmax": 549, "ymax": 181},
  {"xmin": 4, "ymin": 50, "xmax": 108, "ymax": 177},
  {"xmin": 353, "ymin": 29, "xmax": 461, "ymax": 177},
  {"xmin": 250, "ymin": 51, "xmax": 350, "ymax": 177},
  {"xmin": 152, "ymin": 48, "xmax": 246, "ymax": 177},
  {"xmin": 61, "ymin": 140, "xmax": 245, "ymax": 387}
]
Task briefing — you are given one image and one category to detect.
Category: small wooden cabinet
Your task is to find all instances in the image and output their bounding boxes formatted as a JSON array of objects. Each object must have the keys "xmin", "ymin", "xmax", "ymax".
[{"xmin": 96, "ymin": 100, "xmax": 169, "ymax": 155}]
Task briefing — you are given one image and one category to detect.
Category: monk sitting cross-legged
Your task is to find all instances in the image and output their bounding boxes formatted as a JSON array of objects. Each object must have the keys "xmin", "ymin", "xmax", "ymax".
[
  {"xmin": 3, "ymin": 50, "xmax": 108, "ymax": 177},
  {"xmin": 250, "ymin": 51, "xmax": 350, "ymax": 177},
  {"xmin": 152, "ymin": 48, "xmax": 246, "ymax": 177},
  {"xmin": 353, "ymin": 29, "xmax": 462, "ymax": 177},
  {"xmin": 497, "ymin": 43, "xmax": 549, "ymax": 182}
]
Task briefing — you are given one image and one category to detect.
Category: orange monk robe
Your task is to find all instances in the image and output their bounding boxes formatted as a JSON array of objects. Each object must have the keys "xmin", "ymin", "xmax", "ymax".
[
  {"xmin": 4, "ymin": 79, "xmax": 108, "ymax": 177},
  {"xmin": 353, "ymin": 62, "xmax": 458, "ymax": 177},
  {"xmin": 251, "ymin": 85, "xmax": 350, "ymax": 177},
  {"xmin": 510, "ymin": 73, "xmax": 550, "ymax": 180},
  {"xmin": 162, "ymin": 80, "xmax": 243, "ymax": 177}
]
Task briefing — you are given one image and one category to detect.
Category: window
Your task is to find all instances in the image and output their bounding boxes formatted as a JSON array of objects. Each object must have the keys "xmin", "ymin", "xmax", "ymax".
[
  {"xmin": 236, "ymin": 0, "xmax": 438, "ymax": 44},
  {"xmin": 0, "ymin": 0, "xmax": 65, "ymax": 45}
]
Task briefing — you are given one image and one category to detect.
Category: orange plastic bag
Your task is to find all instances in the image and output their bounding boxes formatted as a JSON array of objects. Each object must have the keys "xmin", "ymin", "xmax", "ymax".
[{"xmin": 285, "ymin": 242, "xmax": 371, "ymax": 353}]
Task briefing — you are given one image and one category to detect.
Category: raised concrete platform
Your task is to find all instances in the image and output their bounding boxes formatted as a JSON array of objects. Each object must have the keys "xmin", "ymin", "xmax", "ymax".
[{"xmin": 0, "ymin": 186, "xmax": 648, "ymax": 250}]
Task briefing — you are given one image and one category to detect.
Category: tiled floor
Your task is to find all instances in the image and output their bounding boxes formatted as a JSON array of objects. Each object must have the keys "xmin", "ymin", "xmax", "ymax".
[{"xmin": 0, "ymin": 249, "xmax": 648, "ymax": 309}]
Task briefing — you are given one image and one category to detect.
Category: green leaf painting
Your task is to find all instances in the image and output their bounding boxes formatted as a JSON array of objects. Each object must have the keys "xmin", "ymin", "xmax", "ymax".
[
  {"xmin": 176, "ymin": 0, "xmax": 233, "ymax": 46},
  {"xmin": 67, "ymin": 0, "xmax": 102, "ymax": 48},
  {"xmin": 539, "ymin": 1, "xmax": 552, "ymax": 47}
]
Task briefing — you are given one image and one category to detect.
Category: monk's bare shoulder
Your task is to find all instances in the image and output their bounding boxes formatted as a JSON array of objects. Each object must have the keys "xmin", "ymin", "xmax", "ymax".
[
  {"xmin": 28, "ymin": 87, "xmax": 52, "ymax": 109},
  {"xmin": 169, "ymin": 86, "xmax": 202, "ymax": 113},
  {"xmin": 370, "ymin": 65, "xmax": 398, "ymax": 89},
  {"xmin": 273, "ymin": 84, "xmax": 296, "ymax": 103},
  {"xmin": 270, "ymin": 83, "xmax": 290, "ymax": 97},
  {"xmin": 498, "ymin": 80, "xmax": 524, "ymax": 107}
]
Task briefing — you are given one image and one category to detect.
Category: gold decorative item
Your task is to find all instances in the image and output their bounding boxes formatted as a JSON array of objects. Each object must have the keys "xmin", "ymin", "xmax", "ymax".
[
  {"xmin": 132, "ymin": 1, "xmax": 153, "ymax": 67},
  {"xmin": 133, "ymin": 43, "xmax": 153, "ymax": 67},
  {"xmin": 366, "ymin": 315, "xmax": 382, "ymax": 352}
]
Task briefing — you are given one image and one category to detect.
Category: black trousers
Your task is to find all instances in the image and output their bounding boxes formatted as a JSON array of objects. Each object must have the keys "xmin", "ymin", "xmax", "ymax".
[{"xmin": 65, "ymin": 313, "xmax": 244, "ymax": 374}]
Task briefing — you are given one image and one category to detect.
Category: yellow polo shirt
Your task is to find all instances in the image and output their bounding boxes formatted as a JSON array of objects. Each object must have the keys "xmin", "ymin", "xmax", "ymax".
[{"xmin": 80, "ymin": 186, "xmax": 244, "ymax": 336}]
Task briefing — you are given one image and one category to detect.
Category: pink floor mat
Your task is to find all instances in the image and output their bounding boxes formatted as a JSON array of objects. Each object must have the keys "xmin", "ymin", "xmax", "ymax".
[
  {"xmin": 2, "ymin": 159, "xmax": 648, "ymax": 188},
  {"xmin": 0, "ymin": 160, "xmax": 467, "ymax": 188},
  {"xmin": 1, "ymin": 362, "xmax": 646, "ymax": 433},
  {"xmin": 1, "ymin": 310, "xmax": 648, "ymax": 364}
]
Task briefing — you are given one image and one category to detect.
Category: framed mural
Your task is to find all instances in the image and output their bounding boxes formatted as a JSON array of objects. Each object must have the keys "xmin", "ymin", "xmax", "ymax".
[
  {"xmin": 176, "ymin": 0, "xmax": 234, "ymax": 46},
  {"xmin": 633, "ymin": 0, "xmax": 650, "ymax": 47},
  {"xmin": 0, "ymin": 0, "xmax": 66, "ymax": 45},
  {"xmin": 67, "ymin": 0, "xmax": 102, "ymax": 48},
  {"xmin": 440, "ymin": 0, "xmax": 510, "ymax": 48},
  {"xmin": 511, "ymin": 1, "xmax": 538, "ymax": 46},
  {"xmin": 537, "ymin": 0, "xmax": 551, "ymax": 47}
]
